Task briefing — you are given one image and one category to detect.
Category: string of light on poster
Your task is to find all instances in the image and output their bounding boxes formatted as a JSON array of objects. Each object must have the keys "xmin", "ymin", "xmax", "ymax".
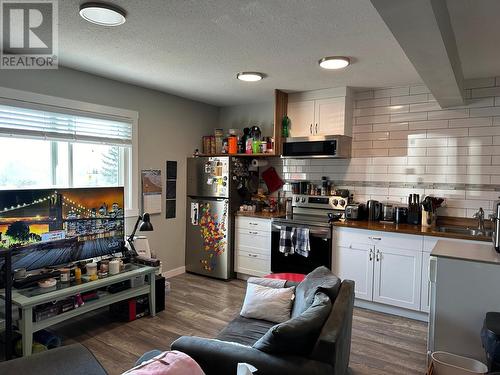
[{"xmin": 141, "ymin": 169, "xmax": 162, "ymax": 214}]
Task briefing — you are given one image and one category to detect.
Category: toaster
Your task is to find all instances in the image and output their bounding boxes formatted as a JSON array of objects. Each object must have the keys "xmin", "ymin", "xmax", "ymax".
[{"xmin": 345, "ymin": 203, "xmax": 366, "ymax": 220}]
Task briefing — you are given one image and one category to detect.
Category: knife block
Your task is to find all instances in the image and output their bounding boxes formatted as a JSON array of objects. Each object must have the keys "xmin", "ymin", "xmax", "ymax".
[{"xmin": 407, "ymin": 205, "xmax": 421, "ymax": 225}]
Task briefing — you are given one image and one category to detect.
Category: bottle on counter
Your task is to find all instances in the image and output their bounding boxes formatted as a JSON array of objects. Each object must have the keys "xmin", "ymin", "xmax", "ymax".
[
  {"xmin": 286, "ymin": 197, "xmax": 293, "ymax": 217},
  {"xmin": 321, "ymin": 176, "xmax": 328, "ymax": 196}
]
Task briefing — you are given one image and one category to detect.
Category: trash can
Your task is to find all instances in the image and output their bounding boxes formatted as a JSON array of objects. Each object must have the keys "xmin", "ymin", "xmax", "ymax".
[
  {"xmin": 481, "ymin": 311, "xmax": 500, "ymax": 371},
  {"xmin": 431, "ymin": 352, "xmax": 488, "ymax": 375}
]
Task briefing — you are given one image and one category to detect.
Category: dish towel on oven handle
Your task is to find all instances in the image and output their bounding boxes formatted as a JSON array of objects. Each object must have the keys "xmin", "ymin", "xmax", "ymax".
[
  {"xmin": 279, "ymin": 226, "xmax": 295, "ymax": 256},
  {"xmin": 294, "ymin": 227, "xmax": 310, "ymax": 257}
]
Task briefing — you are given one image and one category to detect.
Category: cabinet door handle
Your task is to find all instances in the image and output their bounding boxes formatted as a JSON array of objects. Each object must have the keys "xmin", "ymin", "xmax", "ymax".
[
  {"xmin": 376, "ymin": 250, "xmax": 381, "ymax": 262},
  {"xmin": 310, "ymin": 124, "xmax": 313, "ymax": 134},
  {"xmin": 249, "ymin": 222, "xmax": 258, "ymax": 226},
  {"xmin": 369, "ymin": 236, "xmax": 382, "ymax": 241},
  {"xmin": 249, "ymin": 231, "xmax": 258, "ymax": 235},
  {"xmin": 315, "ymin": 123, "xmax": 318, "ymax": 134},
  {"xmin": 248, "ymin": 253, "xmax": 258, "ymax": 258},
  {"xmin": 369, "ymin": 249, "xmax": 373, "ymax": 261}
]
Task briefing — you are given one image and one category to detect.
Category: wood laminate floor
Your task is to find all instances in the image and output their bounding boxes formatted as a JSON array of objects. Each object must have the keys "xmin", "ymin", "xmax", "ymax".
[{"xmin": 51, "ymin": 273, "xmax": 428, "ymax": 375}]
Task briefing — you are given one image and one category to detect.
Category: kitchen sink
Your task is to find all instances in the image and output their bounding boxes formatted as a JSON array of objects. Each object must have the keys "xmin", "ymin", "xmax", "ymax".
[{"xmin": 436, "ymin": 226, "xmax": 494, "ymax": 237}]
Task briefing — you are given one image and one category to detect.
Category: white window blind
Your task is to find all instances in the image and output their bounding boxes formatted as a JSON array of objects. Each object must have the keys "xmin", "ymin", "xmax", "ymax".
[{"xmin": 0, "ymin": 104, "xmax": 132, "ymax": 146}]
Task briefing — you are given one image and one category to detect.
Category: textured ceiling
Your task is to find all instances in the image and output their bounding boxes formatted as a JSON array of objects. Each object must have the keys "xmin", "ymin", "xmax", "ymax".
[
  {"xmin": 58, "ymin": 0, "xmax": 420, "ymax": 105},
  {"xmin": 56, "ymin": 1, "xmax": 498, "ymax": 106}
]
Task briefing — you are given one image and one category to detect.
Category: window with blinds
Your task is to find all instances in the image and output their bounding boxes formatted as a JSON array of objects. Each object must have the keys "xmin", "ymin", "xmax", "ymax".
[
  {"xmin": 0, "ymin": 102, "xmax": 134, "ymax": 208},
  {"xmin": 0, "ymin": 104, "xmax": 132, "ymax": 145}
]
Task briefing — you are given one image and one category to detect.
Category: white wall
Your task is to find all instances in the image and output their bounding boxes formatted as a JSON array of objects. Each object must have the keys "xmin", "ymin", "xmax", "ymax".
[
  {"xmin": 218, "ymin": 102, "xmax": 274, "ymax": 137},
  {"xmin": 275, "ymin": 77, "xmax": 500, "ymax": 218},
  {"xmin": 0, "ymin": 67, "xmax": 219, "ymax": 272}
]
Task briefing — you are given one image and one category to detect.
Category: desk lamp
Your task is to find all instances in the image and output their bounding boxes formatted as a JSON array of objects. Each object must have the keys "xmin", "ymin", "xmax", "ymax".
[{"xmin": 127, "ymin": 213, "xmax": 153, "ymax": 257}]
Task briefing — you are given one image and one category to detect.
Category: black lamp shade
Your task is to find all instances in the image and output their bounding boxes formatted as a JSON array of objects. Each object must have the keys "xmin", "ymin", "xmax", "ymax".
[{"xmin": 139, "ymin": 213, "xmax": 153, "ymax": 231}]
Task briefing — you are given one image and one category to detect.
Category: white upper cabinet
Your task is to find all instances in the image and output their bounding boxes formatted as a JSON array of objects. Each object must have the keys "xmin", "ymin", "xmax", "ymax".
[
  {"xmin": 287, "ymin": 100, "xmax": 315, "ymax": 137},
  {"xmin": 314, "ymin": 97, "xmax": 347, "ymax": 135},
  {"xmin": 287, "ymin": 87, "xmax": 353, "ymax": 137}
]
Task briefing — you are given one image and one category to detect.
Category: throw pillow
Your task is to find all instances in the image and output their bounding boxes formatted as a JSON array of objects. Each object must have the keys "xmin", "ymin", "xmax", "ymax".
[
  {"xmin": 291, "ymin": 266, "xmax": 340, "ymax": 318},
  {"xmin": 240, "ymin": 283, "xmax": 295, "ymax": 323},
  {"xmin": 247, "ymin": 277, "xmax": 286, "ymax": 289},
  {"xmin": 253, "ymin": 292, "xmax": 332, "ymax": 356}
]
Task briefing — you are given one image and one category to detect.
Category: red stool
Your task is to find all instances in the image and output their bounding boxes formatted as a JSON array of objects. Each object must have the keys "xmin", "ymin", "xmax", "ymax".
[{"xmin": 264, "ymin": 273, "xmax": 305, "ymax": 283}]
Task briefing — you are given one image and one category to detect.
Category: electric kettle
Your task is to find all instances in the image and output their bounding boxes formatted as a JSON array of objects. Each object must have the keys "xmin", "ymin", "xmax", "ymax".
[{"xmin": 367, "ymin": 200, "xmax": 381, "ymax": 221}]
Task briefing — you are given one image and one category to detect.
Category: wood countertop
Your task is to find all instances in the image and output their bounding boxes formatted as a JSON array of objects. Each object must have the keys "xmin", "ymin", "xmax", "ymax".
[
  {"xmin": 235, "ymin": 211, "xmax": 286, "ymax": 219},
  {"xmin": 333, "ymin": 220, "xmax": 491, "ymax": 242},
  {"xmin": 431, "ymin": 240, "xmax": 499, "ymax": 264}
]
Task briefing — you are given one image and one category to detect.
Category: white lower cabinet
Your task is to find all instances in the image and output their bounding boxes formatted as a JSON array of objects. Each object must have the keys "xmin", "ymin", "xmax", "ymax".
[
  {"xmin": 372, "ymin": 246, "xmax": 422, "ymax": 311},
  {"xmin": 235, "ymin": 217, "xmax": 271, "ymax": 277},
  {"xmin": 335, "ymin": 244, "xmax": 373, "ymax": 301},
  {"xmin": 334, "ymin": 227, "xmax": 424, "ymax": 312}
]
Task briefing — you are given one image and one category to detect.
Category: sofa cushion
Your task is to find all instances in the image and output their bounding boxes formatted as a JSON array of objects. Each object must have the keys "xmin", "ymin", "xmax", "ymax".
[
  {"xmin": 253, "ymin": 292, "xmax": 332, "ymax": 356},
  {"xmin": 240, "ymin": 283, "xmax": 295, "ymax": 323},
  {"xmin": 291, "ymin": 266, "xmax": 340, "ymax": 318},
  {"xmin": 216, "ymin": 316, "xmax": 275, "ymax": 346}
]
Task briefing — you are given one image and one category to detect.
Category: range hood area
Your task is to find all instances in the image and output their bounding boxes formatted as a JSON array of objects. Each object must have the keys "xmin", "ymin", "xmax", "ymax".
[{"xmin": 282, "ymin": 86, "xmax": 353, "ymax": 158}]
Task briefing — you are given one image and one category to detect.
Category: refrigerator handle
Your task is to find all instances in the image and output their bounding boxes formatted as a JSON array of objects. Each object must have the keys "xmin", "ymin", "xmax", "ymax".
[{"xmin": 191, "ymin": 202, "xmax": 199, "ymax": 225}]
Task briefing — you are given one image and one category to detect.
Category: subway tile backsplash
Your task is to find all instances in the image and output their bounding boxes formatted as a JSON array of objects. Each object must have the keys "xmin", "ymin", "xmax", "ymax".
[{"xmin": 271, "ymin": 78, "xmax": 500, "ymax": 218}]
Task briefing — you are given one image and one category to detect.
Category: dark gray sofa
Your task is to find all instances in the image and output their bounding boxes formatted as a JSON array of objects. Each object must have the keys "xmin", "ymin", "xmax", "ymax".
[
  {"xmin": 172, "ymin": 279, "xmax": 355, "ymax": 375},
  {"xmin": 0, "ymin": 343, "xmax": 107, "ymax": 375}
]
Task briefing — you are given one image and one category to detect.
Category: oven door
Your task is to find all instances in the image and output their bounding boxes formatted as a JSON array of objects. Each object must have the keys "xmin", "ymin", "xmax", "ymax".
[{"xmin": 271, "ymin": 221, "xmax": 332, "ymax": 274}]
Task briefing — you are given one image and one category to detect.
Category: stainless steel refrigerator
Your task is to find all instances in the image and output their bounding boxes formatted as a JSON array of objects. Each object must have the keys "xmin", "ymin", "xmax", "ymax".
[{"xmin": 185, "ymin": 156, "xmax": 238, "ymax": 279}]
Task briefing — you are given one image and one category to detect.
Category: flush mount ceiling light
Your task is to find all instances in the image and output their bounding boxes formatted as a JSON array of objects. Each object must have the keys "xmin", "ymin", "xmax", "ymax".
[
  {"xmin": 318, "ymin": 56, "xmax": 350, "ymax": 70},
  {"xmin": 79, "ymin": 2, "xmax": 126, "ymax": 26},
  {"xmin": 236, "ymin": 72, "xmax": 265, "ymax": 82}
]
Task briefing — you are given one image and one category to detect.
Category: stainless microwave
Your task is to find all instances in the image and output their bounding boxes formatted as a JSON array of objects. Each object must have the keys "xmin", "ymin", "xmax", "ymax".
[{"xmin": 282, "ymin": 135, "xmax": 352, "ymax": 158}]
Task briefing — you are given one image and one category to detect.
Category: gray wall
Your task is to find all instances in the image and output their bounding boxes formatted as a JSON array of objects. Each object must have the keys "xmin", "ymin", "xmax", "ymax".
[
  {"xmin": 218, "ymin": 102, "xmax": 274, "ymax": 137},
  {"xmin": 0, "ymin": 67, "xmax": 219, "ymax": 273}
]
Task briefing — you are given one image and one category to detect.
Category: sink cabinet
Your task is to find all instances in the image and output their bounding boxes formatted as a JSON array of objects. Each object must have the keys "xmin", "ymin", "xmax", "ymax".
[
  {"xmin": 372, "ymin": 245, "xmax": 422, "ymax": 311},
  {"xmin": 334, "ymin": 227, "xmax": 489, "ymax": 317},
  {"xmin": 333, "ymin": 228, "xmax": 423, "ymax": 311}
]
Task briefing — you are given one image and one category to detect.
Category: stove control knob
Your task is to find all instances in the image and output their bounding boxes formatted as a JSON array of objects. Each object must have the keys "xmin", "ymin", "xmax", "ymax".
[
  {"xmin": 301, "ymin": 197, "xmax": 306, "ymax": 203},
  {"xmin": 295, "ymin": 196, "xmax": 300, "ymax": 202},
  {"xmin": 339, "ymin": 199, "xmax": 346, "ymax": 207},
  {"xmin": 332, "ymin": 199, "xmax": 338, "ymax": 206}
]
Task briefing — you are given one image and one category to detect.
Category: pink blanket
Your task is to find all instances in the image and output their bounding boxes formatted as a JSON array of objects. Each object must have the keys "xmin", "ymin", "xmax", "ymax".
[{"xmin": 122, "ymin": 351, "xmax": 205, "ymax": 375}]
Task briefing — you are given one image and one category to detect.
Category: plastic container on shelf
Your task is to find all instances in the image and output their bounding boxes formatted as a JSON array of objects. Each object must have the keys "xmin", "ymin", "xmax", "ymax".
[{"xmin": 431, "ymin": 351, "xmax": 488, "ymax": 375}]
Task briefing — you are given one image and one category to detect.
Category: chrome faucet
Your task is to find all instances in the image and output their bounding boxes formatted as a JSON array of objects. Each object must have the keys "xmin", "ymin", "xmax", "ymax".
[{"xmin": 473, "ymin": 207, "xmax": 485, "ymax": 233}]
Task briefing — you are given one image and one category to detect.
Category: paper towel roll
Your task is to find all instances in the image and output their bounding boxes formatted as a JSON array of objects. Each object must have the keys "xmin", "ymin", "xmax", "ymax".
[{"xmin": 251, "ymin": 159, "xmax": 269, "ymax": 168}]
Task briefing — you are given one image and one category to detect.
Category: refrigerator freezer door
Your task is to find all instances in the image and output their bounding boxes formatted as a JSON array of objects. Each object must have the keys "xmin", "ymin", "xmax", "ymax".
[
  {"xmin": 185, "ymin": 197, "xmax": 231, "ymax": 279},
  {"xmin": 187, "ymin": 157, "xmax": 230, "ymax": 198}
]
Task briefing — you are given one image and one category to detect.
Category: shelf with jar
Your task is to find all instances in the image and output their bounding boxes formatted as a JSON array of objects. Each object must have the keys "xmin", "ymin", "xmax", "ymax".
[
  {"xmin": 198, "ymin": 126, "xmax": 277, "ymax": 157},
  {"xmin": 197, "ymin": 90, "xmax": 289, "ymax": 158}
]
